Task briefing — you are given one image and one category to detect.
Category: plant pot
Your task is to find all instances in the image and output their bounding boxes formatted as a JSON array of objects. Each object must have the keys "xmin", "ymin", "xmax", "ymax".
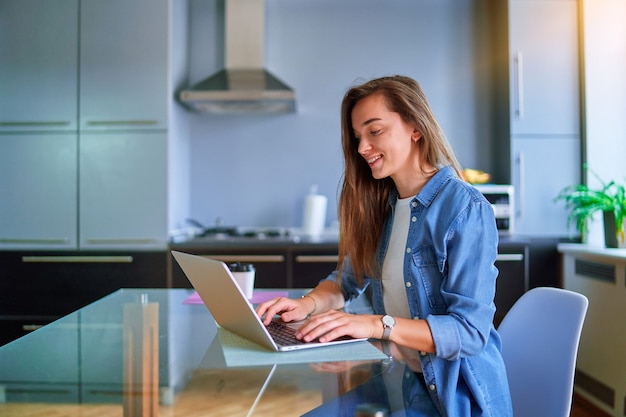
[{"xmin": 603, "ymin": 211, "xmax": 626, "ymax": 248}]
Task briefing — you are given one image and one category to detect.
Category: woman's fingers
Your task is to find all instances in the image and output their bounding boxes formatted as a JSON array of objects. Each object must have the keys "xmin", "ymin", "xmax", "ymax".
[
  {"xmin": 297, "ymin": 310, "xmax": 373, "ymax": 342},
  {"xmin": 255, "ymin": 297, "xmax": 287, "ymax": 324},
  {"xmin": 255, "ymin": 297, "xmax": 307, "ymax": 325}
]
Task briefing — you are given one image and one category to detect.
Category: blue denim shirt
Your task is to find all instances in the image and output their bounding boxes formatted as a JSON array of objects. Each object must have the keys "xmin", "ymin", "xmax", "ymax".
[{"xmin": 325, "ymin": 166, "xmax": 513, "ymax": 416}]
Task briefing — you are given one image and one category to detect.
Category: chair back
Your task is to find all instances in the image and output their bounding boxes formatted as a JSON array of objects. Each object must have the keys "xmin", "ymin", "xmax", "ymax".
[{"xmin": 497, "ymin": 287, "xmax": 588, "ymax": 417}]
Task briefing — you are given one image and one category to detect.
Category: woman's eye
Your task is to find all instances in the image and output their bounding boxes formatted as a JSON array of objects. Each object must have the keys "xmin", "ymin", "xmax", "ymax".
[{"xmin": 370, "ymin": 129, "xmax": 381, "ymax": 136}]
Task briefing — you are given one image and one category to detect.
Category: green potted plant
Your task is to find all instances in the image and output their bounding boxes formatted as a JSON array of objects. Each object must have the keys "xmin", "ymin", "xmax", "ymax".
[{"xmin": 555, "ymin": 165, "xmax": 626, "ymax": 248}]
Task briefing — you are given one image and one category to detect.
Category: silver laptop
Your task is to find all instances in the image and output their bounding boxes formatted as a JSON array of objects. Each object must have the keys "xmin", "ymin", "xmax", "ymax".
[{"xmin": 171, "ymin": 250, "xmax": 367, "ymax": 351}]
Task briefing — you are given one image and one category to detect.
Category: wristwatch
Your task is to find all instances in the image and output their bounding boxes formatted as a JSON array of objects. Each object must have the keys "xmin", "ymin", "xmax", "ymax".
[{"xmin": 381, "ymin": 315, "xmax": 396, "ymax": 340}]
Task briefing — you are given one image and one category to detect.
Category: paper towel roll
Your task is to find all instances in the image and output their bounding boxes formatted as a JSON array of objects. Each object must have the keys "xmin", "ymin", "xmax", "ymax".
[{"xmin": 302, "ymin": 187, "xmax": 327, "ymax": 237}]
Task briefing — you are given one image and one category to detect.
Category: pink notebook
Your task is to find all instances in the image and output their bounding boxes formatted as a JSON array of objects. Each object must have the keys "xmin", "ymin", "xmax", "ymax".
[{"xmin": 183, "ymin": 290, "xmax": 289, "ymax": 305}]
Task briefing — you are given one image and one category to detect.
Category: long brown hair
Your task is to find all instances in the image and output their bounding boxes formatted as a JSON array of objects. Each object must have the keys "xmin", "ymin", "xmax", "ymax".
[{"xmin": 337, "ymin": 75, "xmax": 462, "ymax": 283}]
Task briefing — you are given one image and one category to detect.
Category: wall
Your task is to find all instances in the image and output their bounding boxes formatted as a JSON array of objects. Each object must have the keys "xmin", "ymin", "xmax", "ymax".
[
  {"xmin": 580, "ymin": 0, "xmax": 626, "ymax": 246},
  {"xmin": 178, "ymin": 0, "xmax": 493, "ymax": 230},
  {"xmin": 168, "ymin": 0, "xmax": 193, "ymax": 233}
]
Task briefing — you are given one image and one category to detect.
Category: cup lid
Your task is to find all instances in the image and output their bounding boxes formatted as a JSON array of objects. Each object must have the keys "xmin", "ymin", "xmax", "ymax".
[{"xmin": 228, "ymin": 262, "xmax": 255, "ymax": 272}]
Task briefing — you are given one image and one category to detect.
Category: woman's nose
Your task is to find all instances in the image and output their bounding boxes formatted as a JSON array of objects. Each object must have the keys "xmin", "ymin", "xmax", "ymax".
[{"xmin": 357, "ymin": 137, "xmax": 371, "ymax": 155}]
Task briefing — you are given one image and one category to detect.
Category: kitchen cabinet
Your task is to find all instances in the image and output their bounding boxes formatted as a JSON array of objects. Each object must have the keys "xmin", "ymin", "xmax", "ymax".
[
  {"xmin": 494, "ymin": 241, "xmax": 529, "ymax": 326},
  {"xmin": 79, "ymin": 0, "xmax": 168, "ymax": 131},
  {"xmin": 0, "ymin": 0, "xmax": 170, "ymax": 132},
  {"xmin": 492, "ymin": 0, "xmax": 582, "ymax": 236},
  {"xmin": 169, "ymin": 242, "xmax": 342, "ymax": 290},
  {"xmin": 0, "ymin": 2, "xmax": 79, "ymax": 247},
  {"xmin": 0, "ymin": 134, "xmax": 78, "ymax": 249},
  {"xmin": 291, "ymin": 249, "xmax": 338, "ymax": 288},
  {"xmin": 527, "ymin": 237, "xmax": 566, "ymax": 289},
  {"xmin": 170, "ymin": 239, "xmax": 531, "ymax": 325},
  {"xmin": 79, "ymin": 133, "xmax": 168, "ymax": 250},
  {"xmin": 508, "ymin": 0, "xmax": 580, "ymax": 136},
  {"xmin": 171, "ymin": 247, "xmax": 289, "ymax": 289},
  {"xmin": 0, "ymin": 132, "xmax": 168, "ymax": 250},
  {"xmin": 511, "ymin": 137, "xmax": 580, "ymax": 236},
  {"xmin": 0, "ymin": 0, "xmax": 78, "ymax": 132},
  {"xmin": 0, "ymin": 0, "xmax": 187, "ymax": 345},
  {"xmin": 0, "ymin": 0, "xmax": 177, "ymax": 251},
  {"xmin": 0, "ymin": 250, "xmax": 167, "ymax": 346},
  {"xmin": 78, "ymin": 0, "xmax": 170, "ymax": 249}
]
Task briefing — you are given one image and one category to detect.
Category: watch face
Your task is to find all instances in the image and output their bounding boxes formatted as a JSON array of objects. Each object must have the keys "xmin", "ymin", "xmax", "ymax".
[{"xmin": 382, "ymin": 315, "xmax": 395, "ymax": 327}]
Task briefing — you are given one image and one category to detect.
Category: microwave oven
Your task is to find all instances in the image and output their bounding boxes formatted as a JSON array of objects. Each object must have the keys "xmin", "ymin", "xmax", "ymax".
[{"xmin": 473, "ymin": 184, "xmax": 514, "ymax": 235}]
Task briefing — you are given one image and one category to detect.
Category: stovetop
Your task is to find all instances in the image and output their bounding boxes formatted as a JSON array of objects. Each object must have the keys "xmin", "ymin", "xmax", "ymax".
[
  {"xmin": 194, "ymin": 226, "xmax": 293, "ymax": 241},
  {"xmin": 172, "ymin": 219, "xmax": 339, "ymax": 245}
]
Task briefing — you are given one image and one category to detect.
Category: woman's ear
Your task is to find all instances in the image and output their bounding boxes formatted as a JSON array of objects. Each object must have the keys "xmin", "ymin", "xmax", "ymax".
[{"xmin": 412, "ymin": 130, "xmax": 423, "ymax": 142}]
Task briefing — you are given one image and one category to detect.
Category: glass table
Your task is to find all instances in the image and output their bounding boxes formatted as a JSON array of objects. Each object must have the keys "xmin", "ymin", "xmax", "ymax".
[{"xmin": 0, "ymin": 289, "xmax": 440, "ymax": 416}]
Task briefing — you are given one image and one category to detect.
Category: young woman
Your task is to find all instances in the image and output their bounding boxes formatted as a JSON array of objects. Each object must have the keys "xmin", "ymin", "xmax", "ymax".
[{"xmin": 256, "ymin": 75, "xmax": 513, "ymax": 416}]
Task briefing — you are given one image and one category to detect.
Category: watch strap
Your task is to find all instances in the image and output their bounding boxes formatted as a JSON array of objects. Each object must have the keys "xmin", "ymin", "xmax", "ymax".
[{"xmin": 382, "ymin": 325, "xmax": 392, "ymax": 340}]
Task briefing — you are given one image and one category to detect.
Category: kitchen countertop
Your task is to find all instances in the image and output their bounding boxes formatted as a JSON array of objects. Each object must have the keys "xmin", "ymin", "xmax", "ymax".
[
  {"xmin": 170, "ymin": 234, "xmax": 532, "ymax": 251},
  {"xmin": 557, "ymin": 242, "xmax": 626, "ymax": 263},
  {"xmin": 170, "ymin": 236, "xmax": 339, "ymax": 250}
]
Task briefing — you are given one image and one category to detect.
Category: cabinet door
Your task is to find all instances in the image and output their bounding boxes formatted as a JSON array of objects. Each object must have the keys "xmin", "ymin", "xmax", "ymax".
[
  {"xmin": 494, "ymin": 244, "xmax": 529, "ymax": 326},
  {"xmin": 509, "ymin": 0, "xmax": 580, "ymax": 136},
  {"xmin": 0, "ymin": 0, "xmax": 78, "ymax": 132},
  {"xmin": 291, "ymin": 250, "xmax": 338, "ymax": 288},
  {"xmin": 0, "ymin": 134, "xmax": 78, "ymax": 249},
  {"xmin": 170, "ymin": 250, "xmax": 288, "ymax": 289},
  {"xmin": 0, "ymin": 251, "xmax": 166, "ymax": 345},
  {"xmin": 0, "ymin": 251, "xmax": 166, "ymax": 317},
  {"xmin": 511, "ymin": 137, "xmax": 580, "ymax": 236},
  {"xmin": 79, "ymin": 133, "xmax": 167, "ymax": 250},
  {"xmin": 79, "ymin": 0, "xmax": 168, "ymax": 131},
  {"xmin": 0, "ymin": 318, "xmax": 56, "ymax": 348}
]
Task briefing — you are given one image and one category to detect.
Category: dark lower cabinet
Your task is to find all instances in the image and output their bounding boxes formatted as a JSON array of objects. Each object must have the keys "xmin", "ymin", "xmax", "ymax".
[
  {"xmin": 169, "ymin": 240, "xmax": 535, "ymax": 326},
  {"xmin": 170, "ymin": 248, "xmax": 288, "ymax": 289},
  {"xmin": 290, "ymin": 250, "xmax": 338, "ymax": 288},
  {"xmin": 0, "ymin": 316, "xmax": 56, "ymax": 347},
  {"xmin": 0, "ymin": 250, "xmax": 167, "ymax": 346},
  {"xmin": 1, "ymin": 238, "xmax": 551, "ymax": 346},
  {"xmin": 492, "ymin": 237, "xmax": 568, "ymax": 326},
  {"xmin": 169, "ymin": 243, "xmax": 341, "ymax": 290},
  {"xmin": 494, "ymin": 242, "xmax": 530, "ymax": 326}
]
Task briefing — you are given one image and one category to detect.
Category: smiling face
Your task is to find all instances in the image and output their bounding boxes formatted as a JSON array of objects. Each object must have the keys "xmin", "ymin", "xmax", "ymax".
[{"xmin": 351, "ymin": 92, "xmax": 424, "ymax": 196}]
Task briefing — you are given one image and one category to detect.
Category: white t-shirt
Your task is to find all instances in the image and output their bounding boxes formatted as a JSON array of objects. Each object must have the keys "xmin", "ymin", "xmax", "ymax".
[{"xmin": 381, "ymin": 196, "xmax": 413, "ymax": 319}]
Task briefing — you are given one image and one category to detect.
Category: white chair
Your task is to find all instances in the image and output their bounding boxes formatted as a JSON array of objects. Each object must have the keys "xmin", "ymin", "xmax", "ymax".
[{"xmin": 497, "ymin": 287, "xmax": 588, "ymax": 417}]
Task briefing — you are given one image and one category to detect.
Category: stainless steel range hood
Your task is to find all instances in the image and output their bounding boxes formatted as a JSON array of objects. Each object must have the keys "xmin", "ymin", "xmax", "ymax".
[{"xmin": 180, "ymin": 0, "xmax": 296, "ymax": 114}]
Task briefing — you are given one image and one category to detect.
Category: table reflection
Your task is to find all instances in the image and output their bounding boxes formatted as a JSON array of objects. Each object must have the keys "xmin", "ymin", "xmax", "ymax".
[
  {"xmin": 123, "ymin": 293, "xmax": 159, "ymax": 416},
  {"xmin": 0, "ymin": 290, "xmax": 212, "ymax": 406}
]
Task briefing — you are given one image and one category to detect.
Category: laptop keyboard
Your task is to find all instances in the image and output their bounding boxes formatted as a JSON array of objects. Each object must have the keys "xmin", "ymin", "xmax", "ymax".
[{"xmin": 267, "ymin": 321, "xmax": 307, "ymax": 346}]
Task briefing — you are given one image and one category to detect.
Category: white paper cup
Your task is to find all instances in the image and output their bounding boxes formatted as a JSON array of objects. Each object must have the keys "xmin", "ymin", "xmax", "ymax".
[{"xmin": 228, "ymin": 263, "xmax": 255, "ymax": 299}]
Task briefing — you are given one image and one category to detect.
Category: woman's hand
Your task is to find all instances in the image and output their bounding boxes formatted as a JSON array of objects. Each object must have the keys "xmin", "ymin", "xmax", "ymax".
[
  {"xmin": 255, "ymin": 296, "xmax": 312, "ymax": 325},
  {"xmin": 296, "ymin": 310, "xmax": 381, "ymax": 343}
]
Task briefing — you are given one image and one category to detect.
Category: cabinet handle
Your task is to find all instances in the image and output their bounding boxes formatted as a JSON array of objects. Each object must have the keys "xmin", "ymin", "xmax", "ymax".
[
  {"xmin": 85, "ymin": 238, "xmax": 161, "ymax": 245},
  {"xmin": 4, "ymin": 387, "xmax": 73, "ymax": 395},
  {"xmin": 86, "ymin": 120, "xmax": 159, "ymax": 126},
  {"xmin": 515, "ymin": 151, "xmax": 525, "ymax": 219},
  {"xmin": 0, "ymin": 238, "xmax": 70, "ymax": 245},
  {"xmin": 0, "ymin": 121, "xmax": 71, "ymax": 127},
  {"xmin": 514, "ymin": 51, "xmax": 524, "ymax": 119},
  {"xmin": 496, "ymin": 254, "xmax": 524, "ymax": 262},
  {"xmin": 295, "ymin": 255, "xmax": 339, "ymax": 263},
  {"xmin": 22, "ymin": 324, "xmax": 46, "ymax": 332},
  {"xmin": 202, "ymin": 255, "xmax": 285, "ymax": 263},
  {"xmin": 22, "ymin": 256, "xmax": 134, "ymax": 263}
]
